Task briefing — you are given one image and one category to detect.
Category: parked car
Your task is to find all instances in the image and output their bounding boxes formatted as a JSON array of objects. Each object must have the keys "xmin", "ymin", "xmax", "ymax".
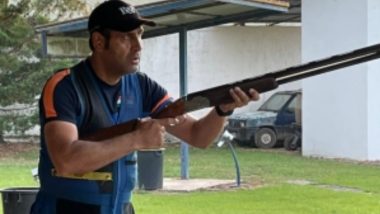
[{"xmin": 226, "ymin": 90, "xmax": 302, "ymax": 149}]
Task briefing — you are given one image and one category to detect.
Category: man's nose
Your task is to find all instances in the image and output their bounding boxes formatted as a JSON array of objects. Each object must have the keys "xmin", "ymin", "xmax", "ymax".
[{"xmin": 132, "ymin": 38, "xmax": 142, "ymax": 51}]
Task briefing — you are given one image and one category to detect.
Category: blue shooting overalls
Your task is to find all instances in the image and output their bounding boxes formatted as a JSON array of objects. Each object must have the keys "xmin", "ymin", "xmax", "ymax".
[{"xmin": 31, "ymin": 61, "xmax": 146, "ymax": 214}]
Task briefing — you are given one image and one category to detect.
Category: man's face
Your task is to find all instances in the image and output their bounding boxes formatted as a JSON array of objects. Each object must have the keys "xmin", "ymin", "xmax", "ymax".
[{"xmin": 100, "ymin": 26, "xmax": 144, "ymax": 75}]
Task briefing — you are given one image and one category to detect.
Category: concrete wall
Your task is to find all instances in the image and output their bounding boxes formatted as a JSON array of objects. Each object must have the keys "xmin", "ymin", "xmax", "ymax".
[
  {"xmin": 302, "ymin": 0, "xmax": 380, "ymax": 160},
  {"xmin": 141, "ymin": 25, "xmax": 301, "ymax": 117}
]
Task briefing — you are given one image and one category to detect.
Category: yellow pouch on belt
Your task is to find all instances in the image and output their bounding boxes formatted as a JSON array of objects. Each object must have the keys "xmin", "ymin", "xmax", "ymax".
[{"xmin": 51, "ymin": 169, "xmax": 112, "ymax": 181}]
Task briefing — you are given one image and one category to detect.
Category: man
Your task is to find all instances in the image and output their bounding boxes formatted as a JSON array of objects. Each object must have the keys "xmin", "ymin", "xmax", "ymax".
[{"xmin": 31, "ymin": 1, "xmax": 260, "ymax": 213}]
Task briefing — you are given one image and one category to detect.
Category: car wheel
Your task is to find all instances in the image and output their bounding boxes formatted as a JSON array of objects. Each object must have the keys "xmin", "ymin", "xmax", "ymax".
[{"xmin": 254, "ymin": 128, "xmax": 277, "ymax": 149}]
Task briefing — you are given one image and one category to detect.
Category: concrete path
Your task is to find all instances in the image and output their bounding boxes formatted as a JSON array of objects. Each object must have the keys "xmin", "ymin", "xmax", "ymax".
[{"xmin": 161, "ymin": 178, "xmax": 236, "ymax": 192}]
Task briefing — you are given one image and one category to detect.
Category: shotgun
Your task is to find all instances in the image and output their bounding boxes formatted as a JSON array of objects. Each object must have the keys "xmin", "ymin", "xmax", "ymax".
[{"xmin": 83, "ymin": 43, "xmax": 380, "ymax": 141}]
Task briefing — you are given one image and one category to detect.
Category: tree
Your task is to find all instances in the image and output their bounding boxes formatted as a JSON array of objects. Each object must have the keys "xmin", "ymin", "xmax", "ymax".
[{"xmin": 0, "ymin": 0, "xmax": 88, "ymax": 142}]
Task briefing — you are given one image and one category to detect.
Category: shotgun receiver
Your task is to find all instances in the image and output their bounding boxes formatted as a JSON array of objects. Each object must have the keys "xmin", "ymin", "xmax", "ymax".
[{"xmin": 83, "ymin": 43, "xmax": 380, "ymax": 141}]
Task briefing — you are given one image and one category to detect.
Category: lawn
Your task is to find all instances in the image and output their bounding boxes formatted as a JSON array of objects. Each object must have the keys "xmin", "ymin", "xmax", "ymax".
[{"xmin": 1, "ymin": 143, "xmax": 380, "ymax": 213}]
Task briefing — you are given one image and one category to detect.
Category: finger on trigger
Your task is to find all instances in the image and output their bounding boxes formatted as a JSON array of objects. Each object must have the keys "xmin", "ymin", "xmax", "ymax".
[
  {"xmin": 175, "ymin": 115, "xmax": 186, "ymax": 124},
  {"xmin": 157, "ymin": 118, "xmax": 175, "ymax": 127},
  {"xmin": 168, "ymin": 118, "xmax": 177, "ymax": 127}
]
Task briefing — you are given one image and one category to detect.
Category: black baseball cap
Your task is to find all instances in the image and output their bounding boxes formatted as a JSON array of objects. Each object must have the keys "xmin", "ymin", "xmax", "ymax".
[{"xmin": 88, "ymin": 0, "xmax": 156, "ymax": 33}]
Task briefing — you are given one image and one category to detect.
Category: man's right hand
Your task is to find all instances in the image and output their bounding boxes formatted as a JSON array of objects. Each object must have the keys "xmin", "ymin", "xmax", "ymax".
[{"xmin": 134, "ymin": 118, "xmax": 166, "ymax": 150}]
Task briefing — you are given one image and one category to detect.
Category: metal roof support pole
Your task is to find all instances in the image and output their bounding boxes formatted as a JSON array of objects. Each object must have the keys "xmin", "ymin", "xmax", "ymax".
[
  {"xmin": 41, "ymin": 31, "xmax": 48, "ymax": 57},
  {"xmin": 179, "ymin": 27, "xmax": 189, "ymax": 180}
]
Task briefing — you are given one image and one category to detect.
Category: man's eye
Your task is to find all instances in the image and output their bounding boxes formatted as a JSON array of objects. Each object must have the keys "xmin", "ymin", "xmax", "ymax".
[{"xmin": 121, "ymin": 35, "xmax": 131, "ymax": 41}]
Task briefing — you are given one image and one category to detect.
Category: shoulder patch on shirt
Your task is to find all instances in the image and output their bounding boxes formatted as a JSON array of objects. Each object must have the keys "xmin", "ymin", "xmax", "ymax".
[
  {"xmin": 151, "ymin": 94, "xmax": 170, "ymax": 113},
  {"xmin": 43, "ymin": 69, "xmax": 71, "ymax": 118}
]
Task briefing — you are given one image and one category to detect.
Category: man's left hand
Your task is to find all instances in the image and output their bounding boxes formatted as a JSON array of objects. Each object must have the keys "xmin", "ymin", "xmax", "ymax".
[{"xmin": 218, "ymin": 87, "xmax": 260, "ymax": 113}]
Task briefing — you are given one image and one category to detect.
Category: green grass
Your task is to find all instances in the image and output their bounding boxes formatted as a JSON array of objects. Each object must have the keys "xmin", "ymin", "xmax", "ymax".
[
  {"xmin": 1, "ymin": 143, "xmax": 380, "ymax": 213},
  {"xmin": 134, "ymin": 185, "xmax": 380, "ymax": 214},
  {"xmin": 0, "ymin": 145, "xmax": 39, "ymax": 188}
]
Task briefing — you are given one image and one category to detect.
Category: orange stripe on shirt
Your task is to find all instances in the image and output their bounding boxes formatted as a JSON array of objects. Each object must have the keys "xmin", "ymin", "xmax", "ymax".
[
  {"xmin": 151, "ymin": 94, "xmax": 170, "ymax": 113},
  {"xmin": 43, "ymin": 69, "xmax": 71, "ymax": 118}
]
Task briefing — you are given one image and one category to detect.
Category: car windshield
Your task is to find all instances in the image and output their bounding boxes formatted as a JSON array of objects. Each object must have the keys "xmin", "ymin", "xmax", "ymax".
[{"xmin": 258, "ymin": 94, "xmax": 292, "ymax": 112}]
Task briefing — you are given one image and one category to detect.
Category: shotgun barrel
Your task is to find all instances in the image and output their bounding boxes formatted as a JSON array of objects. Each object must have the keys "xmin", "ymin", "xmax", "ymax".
[{"xmin": 83, "ymin": 43, "xmax": 380, "ymax": 141}]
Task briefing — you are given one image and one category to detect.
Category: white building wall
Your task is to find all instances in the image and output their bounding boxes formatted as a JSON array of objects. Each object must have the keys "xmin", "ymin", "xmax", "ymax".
[
  {"xmin": 141, "ymin": 25, "xmax": 301, "ymax": 117},
  {"xmin": 302, "ymin": 0, "xmax": 380, "ymax": 160},
  {"xmin": 367, "ymin": 0, "xmax": 380, "ymax": 160}
]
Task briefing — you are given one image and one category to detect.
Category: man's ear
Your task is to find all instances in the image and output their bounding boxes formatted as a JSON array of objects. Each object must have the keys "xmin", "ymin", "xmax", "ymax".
[{"xmin": 91, "ymin": 31, "xmax": 105, "ymax": 51}]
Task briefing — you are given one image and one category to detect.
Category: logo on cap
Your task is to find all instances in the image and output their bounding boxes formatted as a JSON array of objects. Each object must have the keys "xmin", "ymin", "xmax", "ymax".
[{"xmin": 119, "ymin": 6, "xmax": 136, "ymax": 15}]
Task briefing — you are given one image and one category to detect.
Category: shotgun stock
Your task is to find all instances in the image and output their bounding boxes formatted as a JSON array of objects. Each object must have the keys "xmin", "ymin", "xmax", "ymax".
[{"xmin": 82, "ymin": 43, "xmax": 380, "ymax": 141}]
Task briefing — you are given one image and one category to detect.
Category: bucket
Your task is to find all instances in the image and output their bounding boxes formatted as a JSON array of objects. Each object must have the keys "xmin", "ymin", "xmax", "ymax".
[
  {"xmin": 1, "ymin": 187, "xmax": 38, "ymax": 214},
  {"xmin": 137, "ymin": 148, "xmax": 165, "ymax": 190}
]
